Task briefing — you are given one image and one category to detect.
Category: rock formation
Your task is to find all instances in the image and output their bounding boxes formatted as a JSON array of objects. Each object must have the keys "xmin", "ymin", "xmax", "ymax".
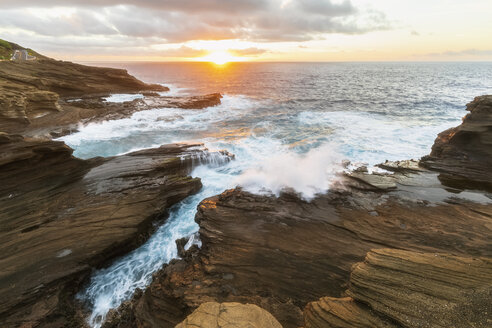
[
  {"xmin": 304, "ymin": 249, "xmax": 492, "ymax": 328},
  {"xmin": 103, "ymin": 95, "xmax": 492, "ymax": 328},
  {"xmin": 0, "ymin": 133, "xmax": 232, "ymax": 327},
  {"xmin": 108, "ymin": 179, "xmax": 491, "ymax": 328},
  {"xmin": 0, "ymin": 55, "xmax": 166, "ymax": 129},
  {"xmin": 175, "ymin": 302, "xmax": 282, "ymax": 328},
  {"xmin": 422, "ymin": 95, "xmax": 492, "ymax": 190},
  {"xmin": 0, "ymin": 40, "xmax": 223, "ymax": 136}
]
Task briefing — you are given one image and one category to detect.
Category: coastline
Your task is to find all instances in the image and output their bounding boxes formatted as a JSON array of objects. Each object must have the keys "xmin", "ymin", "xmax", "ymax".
[{"xmin": 0, "ymin": 51, "xmax": 491, "ymax": 328}]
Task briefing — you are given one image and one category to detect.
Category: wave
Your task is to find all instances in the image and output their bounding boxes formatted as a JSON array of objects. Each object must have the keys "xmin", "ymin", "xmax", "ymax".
[{"xmin": 235, "ymin": 143, "xmax": 342, "ymax": 200}]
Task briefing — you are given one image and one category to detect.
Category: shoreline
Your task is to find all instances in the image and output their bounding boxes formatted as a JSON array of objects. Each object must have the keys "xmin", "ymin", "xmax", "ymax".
[{"xmin": 1, "ymin": 54, "xmax": 491, "ymax": 328}]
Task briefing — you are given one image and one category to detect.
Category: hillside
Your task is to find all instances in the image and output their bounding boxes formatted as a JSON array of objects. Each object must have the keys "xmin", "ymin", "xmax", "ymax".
[
  {"xmin": 0, "ymin": 39, "xmax": 44, "ymax": 61},
  {"xmin": 0, "ymin": 39, "xmax": 168, "ymax": 132}
]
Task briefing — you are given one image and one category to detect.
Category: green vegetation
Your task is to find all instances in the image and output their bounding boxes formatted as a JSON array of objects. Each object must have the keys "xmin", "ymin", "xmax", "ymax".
[
  {"xmin": 0, "ymin": 39, "xmax": 13, "ymax": 60},
  {"xmin": 0, "ymin": 39, "xmax": 12, "ymax": 50}
]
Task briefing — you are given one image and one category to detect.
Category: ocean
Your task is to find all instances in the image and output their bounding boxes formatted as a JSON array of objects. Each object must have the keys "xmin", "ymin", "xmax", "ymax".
[{"xmin": 61, "ymin": 62, "xmax": 492, "ymax": 326}]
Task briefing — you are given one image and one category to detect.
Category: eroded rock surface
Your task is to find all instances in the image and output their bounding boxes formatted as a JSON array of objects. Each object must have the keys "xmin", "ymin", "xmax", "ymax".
[
  {"xmin": 422, "ymin": 95, "xmax": 492, "ymax": 190},
  {"xmin": 0, "ymin": 57, "xmax": 166, "ymax": 130},
  {"xmin": 0, "ymin": 134, "xmax": 236, "ymax": 327},
  {"xmin": 113, "ymin": 183, "xmax": 491, "ymax": 328},
  {"xmin": 0, "ymin": 42, "xmax": 223, "ymax": 137},
  {"xmin": 175, "ymin": 302, "xmax": 282, "ymax": 328},
  {"xmin": 305, "ymin": 249, "xmax": 492, "ymax": 328}
]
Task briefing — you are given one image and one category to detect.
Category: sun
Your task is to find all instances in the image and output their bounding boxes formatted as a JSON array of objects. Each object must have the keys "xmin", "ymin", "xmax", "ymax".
[{"xmin": 199, "ymin": 51, "xmax": 242, "ymax": 65}]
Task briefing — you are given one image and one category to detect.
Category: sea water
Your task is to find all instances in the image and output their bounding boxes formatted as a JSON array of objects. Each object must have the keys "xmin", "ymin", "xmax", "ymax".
[{"xmin": 61, "ymin": 62, "xmax": 492, "ymax": 327}]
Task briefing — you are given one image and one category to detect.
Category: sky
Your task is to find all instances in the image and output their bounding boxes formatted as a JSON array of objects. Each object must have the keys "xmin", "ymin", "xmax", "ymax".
[{"xmin": 0, "ymin": 0, "xmax": 491, "ymax": 62}]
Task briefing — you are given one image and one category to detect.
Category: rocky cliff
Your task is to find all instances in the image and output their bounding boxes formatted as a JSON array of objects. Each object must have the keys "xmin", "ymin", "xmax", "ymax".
[
  {"xmin": 0, "ymin": 52, "xmax": 166, "ymax": 130},
  {"xmin": 0, "ymin": 40, "xmax": 223, "ymax": 136},
  {"xmin": 422, "ymin": 95, "xmax": 492, "ymax": 190},
  {"xmin": 0, "ymin": 133, "xmax": 233, "ymax": 327}
]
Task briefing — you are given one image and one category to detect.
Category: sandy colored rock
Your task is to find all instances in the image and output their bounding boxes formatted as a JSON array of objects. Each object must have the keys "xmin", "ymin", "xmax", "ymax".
[
  {"xmin": 347, "ymin": 249, "xmax": 492, "ymax": 328},
  {"xmin": 175, "ymin": 302, "xmax": 282, "ymax": 328},
  {"xmin": 304, "ymin": 297, "xmax": 397, "ymax": 328},
  {"xmin": 304, "ymin": 249, "xmax": 492, "ymax": 328}
]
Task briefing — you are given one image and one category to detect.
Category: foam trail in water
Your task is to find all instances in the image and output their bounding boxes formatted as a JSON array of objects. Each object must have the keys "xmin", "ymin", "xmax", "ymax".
[
  {"xmin": 103, "ymin": 93, "xmax": 144, "ymax": 103},
  {"xmin": 78, "ymin": 156, "xmax": 235, "ymax": 328}
]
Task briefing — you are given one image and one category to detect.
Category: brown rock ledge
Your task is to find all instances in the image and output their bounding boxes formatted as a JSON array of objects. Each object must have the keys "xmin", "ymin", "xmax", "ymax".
[
  {"xmin": 0, "ymin": 40, "xmax": 223, "ymax": 137},
  {"xmin": 0, "ymin": 134, "xmax": 232, "ymax": 327},
  {"xmin": 305, "ymin": 249, "xmax": 492, "ymax": 328},
  {"xmin": 421, "ymin": 95, "xmax": 492, "ymax": 190},
  {"xmin": 108, "ymin": 183, "xmax": 491, "ymax": 328}
]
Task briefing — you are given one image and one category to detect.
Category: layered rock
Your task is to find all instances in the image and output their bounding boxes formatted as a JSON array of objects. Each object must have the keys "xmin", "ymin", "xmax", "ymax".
[
  {"xmin": 421, "ymin": 95, "xmax": 492, "ymax": 190},
  {"xmin": 113, "ymin": 181, "xmax": 491, "ymax": 328},
  {"xmin": 0, "ymin": 56, "xmax": 167, "ymax": 129},
  {"xmin": 0, "ymin": 134, "xmax": 233, "ymax": 327},
  {"xmin": 305, "ymin": 249, "xmax": 492, "ymax": 328},
  {"xmin": 175, "ymin": 302, "xmax": 282, "ymax": 328},
  {"xmin": 304, "ymin": 296, "xmax": 396, "ymax": 328}
]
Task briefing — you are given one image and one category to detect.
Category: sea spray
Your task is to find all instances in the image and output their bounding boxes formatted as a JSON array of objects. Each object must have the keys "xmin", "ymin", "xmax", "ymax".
[{"xmin": 235, "ymin": 143, "xmax": 342, "ymax": 200}]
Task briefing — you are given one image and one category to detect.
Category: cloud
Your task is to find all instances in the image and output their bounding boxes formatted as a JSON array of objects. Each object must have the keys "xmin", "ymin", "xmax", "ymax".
[
  {"xmin": 229, "ymin": 47, "xmax": 267, "ymax": 56},
  {"xmin": 159, "ymin": 46, "xmax": 208, "ymax": 57},
  {"xmin": 0, "ymin": 1, "xmax": 391, "ymax": 43}
]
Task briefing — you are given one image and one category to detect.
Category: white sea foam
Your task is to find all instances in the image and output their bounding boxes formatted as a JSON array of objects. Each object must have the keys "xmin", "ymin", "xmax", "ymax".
[
  {"xmin": 158, "ymin": 83, "xmax": 190, "ymax": 96},
  {"xmin": 103, "ymin": 93, "xmax": 144, "ymax": 103},
  {"xmin": 298, "ymin": 110, "xmax": 462, "ymax": 166}
]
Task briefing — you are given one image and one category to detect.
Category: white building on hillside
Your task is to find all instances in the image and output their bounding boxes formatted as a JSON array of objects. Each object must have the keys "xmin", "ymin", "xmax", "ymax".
[{"xmin": 11, "ymin": 49, "xmax": 36, "ymax": 61}]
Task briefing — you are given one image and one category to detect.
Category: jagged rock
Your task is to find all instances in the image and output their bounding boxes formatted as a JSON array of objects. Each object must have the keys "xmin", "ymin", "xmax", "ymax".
[
  {"xmin": 175, "ymin": 302, "xmax": 282, "ymax": 328},
  {"xmin": 142, "ymin": 93, "xmax": 222, "ymax": 110},
  {"xmin": 0, "ymin": 135, "xmax": 237, "ymax": 327},
  {"xmin": 122, "ymin": 183, "xmax": 491, "ymax": 328},
  {"xmin": 306, "ymin": 249, "xmax": 492, "ymax": 328},
  {"xmin": 346, "ymin": 171, "xmax": 397, "ymax": 190},
  {"xmin": 377, "ymin": 159, "xmax": 426, "ymax": 173},
  {"xmin": 421, "ymin": 95, "xmax": 492, "ymax": 190},
  {"xmin": 348, "ymin": 249, "xmax": 492, "ymax": 328}
]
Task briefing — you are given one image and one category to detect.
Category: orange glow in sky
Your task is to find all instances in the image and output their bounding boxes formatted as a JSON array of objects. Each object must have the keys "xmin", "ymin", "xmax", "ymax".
[{"xmin": 198, "ymin": 51, "xmax": 244, "ymax": 65}]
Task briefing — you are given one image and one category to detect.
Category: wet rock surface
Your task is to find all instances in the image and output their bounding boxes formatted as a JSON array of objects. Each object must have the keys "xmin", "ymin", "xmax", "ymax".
[
  {"xmin": 111, "ymin": 181, "xmax": 491, "ymax": 328},
  {"xmin": 0, "ymin": 134, "xmax": 236, "ymax": 327},
  {"xmin": 421, "ymin": 95, "xmax": 492, "ymax": 190}
]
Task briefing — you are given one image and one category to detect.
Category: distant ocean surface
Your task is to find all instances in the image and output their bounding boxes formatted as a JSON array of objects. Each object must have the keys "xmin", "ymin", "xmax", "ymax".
[{"xmin": 63, "ymin": 62, "xmax": 492, "ymax": 327}]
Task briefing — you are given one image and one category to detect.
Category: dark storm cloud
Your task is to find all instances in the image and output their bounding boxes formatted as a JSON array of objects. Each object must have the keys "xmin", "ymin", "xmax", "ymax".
[{"xmin": 0, "ymin": 0, "xmax": 392, "ymax": 49}]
